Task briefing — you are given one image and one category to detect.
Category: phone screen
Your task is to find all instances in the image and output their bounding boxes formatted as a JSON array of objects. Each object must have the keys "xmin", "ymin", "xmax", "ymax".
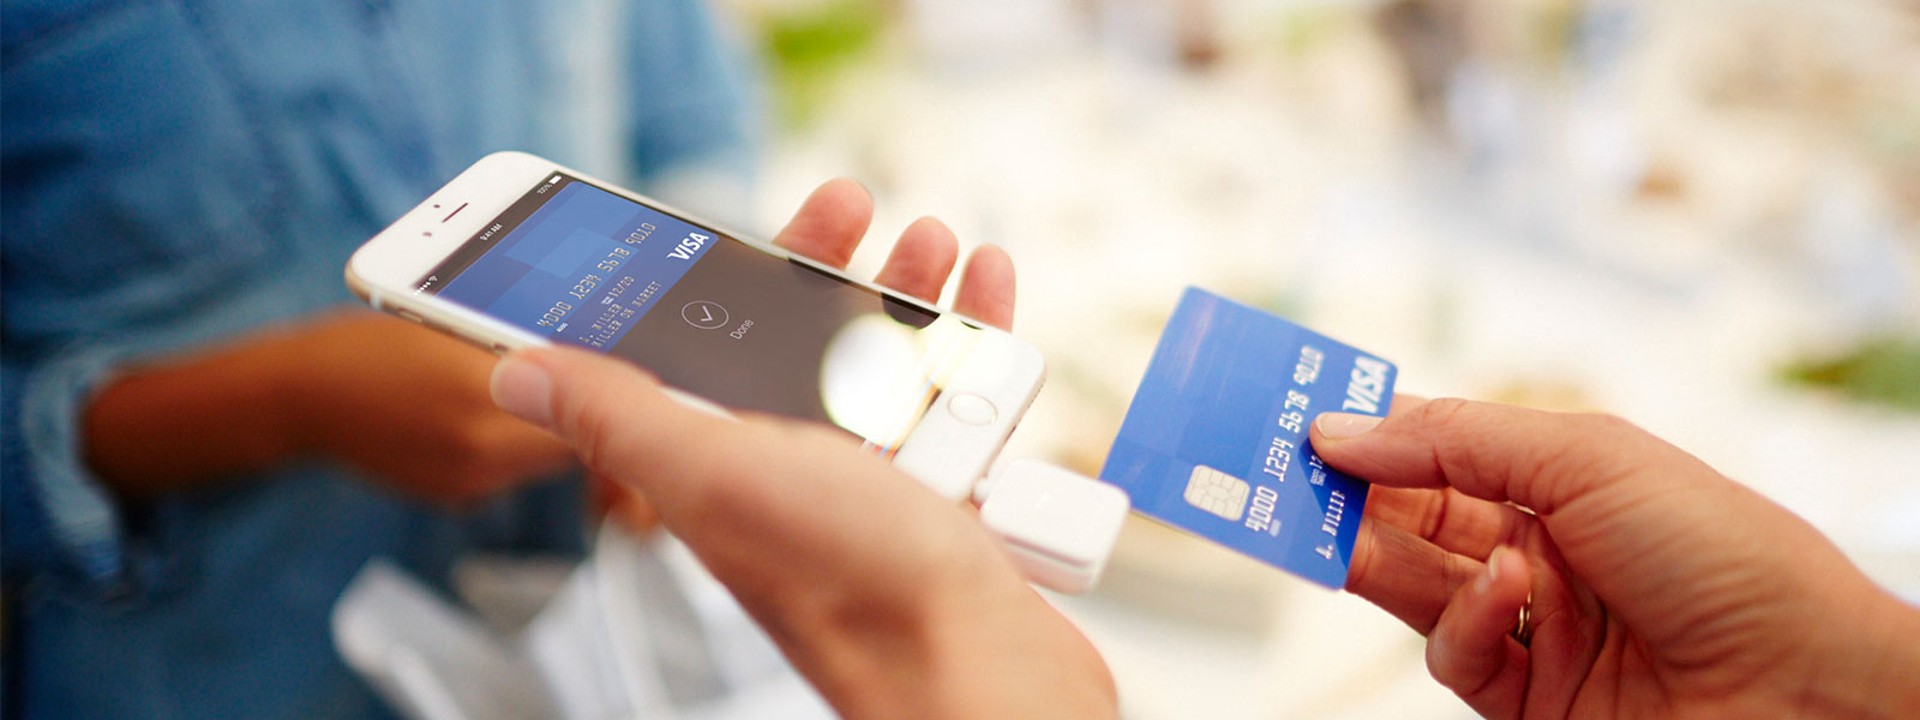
[{"xmin": 417, "ymin": 173, "xmax": 979, "ymax": 454}]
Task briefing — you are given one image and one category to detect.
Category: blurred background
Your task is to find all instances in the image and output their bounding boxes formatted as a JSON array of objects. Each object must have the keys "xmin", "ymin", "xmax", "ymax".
[{"xmin": 695, "ymin": 0, "xmax": 1920, "ymax": 717}]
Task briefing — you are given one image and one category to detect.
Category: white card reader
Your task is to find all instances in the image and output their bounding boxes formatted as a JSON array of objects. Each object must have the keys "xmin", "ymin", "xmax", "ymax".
[{"xmin": 973, "ymin": 459, "xmax": 1131, "ymax": 595}]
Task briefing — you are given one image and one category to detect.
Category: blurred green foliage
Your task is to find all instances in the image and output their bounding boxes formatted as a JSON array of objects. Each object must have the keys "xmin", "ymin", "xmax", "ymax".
[
  {"xmin": 761, "ymin": 0, "xmax": 886, "ymax": 129},
  {"xmin": 1783, "ymin": 337, "xmax": 1920, "ymax": 413}
]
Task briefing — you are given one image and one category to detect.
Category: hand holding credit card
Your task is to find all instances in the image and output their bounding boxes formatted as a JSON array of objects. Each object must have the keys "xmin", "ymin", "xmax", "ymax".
[{"xmin": 1100, "ymin": 287, "xmax": 1395, "ymax": 588}]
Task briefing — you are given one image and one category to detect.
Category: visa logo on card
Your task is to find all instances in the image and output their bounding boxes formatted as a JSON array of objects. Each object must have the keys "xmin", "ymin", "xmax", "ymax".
[{"xmin": 1099, "ymin": 287, "xmax": 1395, "ymax": 589}]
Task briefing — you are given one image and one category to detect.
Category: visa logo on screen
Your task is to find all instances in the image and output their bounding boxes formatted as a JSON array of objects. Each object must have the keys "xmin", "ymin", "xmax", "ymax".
[{"xmin": 667, "ymin": 232, "xmax": 711, "ymax": 260}]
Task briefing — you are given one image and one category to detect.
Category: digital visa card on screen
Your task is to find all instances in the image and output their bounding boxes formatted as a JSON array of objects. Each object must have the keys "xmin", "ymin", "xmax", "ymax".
[{"xmin": 1099, "ymin": 288, "xmax": 1396, "ymax": 589}]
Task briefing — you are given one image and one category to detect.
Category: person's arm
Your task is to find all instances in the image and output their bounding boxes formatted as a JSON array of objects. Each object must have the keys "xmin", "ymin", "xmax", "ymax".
[
  {"xmin": 82, "ymin": 326, "xmax": 305, "ymax": 499},
  {"xmin": 1314, "ymin": 399, "xmax": 1920, "ymax": 719},
  {"xmin": 82, "ymin": 311, "xmax": 576, "ymax": 505}
]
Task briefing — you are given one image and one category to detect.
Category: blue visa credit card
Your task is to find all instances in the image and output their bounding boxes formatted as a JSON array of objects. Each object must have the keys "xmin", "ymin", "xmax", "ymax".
[{"xmin": 1099, "ymin": 287, "xmax": 1395, "ymax": 589}]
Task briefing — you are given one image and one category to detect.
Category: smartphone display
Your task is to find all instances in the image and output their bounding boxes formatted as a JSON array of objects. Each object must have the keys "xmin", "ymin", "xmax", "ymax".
[{"xmin": 413, "ymin": 173, "xmax": 979, "ymax": 455}]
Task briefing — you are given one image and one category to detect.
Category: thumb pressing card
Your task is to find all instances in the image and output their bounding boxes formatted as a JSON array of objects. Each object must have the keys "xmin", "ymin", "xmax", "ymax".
[{"xmin": 1099, "ymin": 287, "xmax": 1395, "ymax": 589}]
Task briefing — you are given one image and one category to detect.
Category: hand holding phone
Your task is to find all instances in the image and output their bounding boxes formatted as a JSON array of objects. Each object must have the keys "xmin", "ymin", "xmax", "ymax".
[{"xmin": 489, "ymin": 346, "xmax": 1116, "ymax": 719}]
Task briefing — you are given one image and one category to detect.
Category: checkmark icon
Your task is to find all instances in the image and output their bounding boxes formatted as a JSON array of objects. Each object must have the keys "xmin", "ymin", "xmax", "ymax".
[{"xmin": 680, "ymin": 300, "xmax": 729, "ymax": 330}]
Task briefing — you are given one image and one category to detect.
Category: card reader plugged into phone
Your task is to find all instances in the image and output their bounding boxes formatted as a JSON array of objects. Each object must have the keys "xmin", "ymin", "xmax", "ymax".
[
  {"xmin": 649, "ymin": 383, "xmax": 1131, "ymax": 595},
  {"xmin": 969, "ymin": 459, "xmax": 1131, "ymax": 595},
  {"xmin": 643, "ymin": 379, "xmax": 1129, "ymax": 594}
]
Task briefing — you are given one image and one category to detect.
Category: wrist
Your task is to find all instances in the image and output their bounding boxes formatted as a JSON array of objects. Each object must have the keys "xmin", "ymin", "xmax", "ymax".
[
  {"xmin": 1861, "ymin": 597, "xmax": 1920, "ymax": 719},
  {"xmin": 766, "ymin": 594, "xmax": 950, "ymax": 719},
  {"xmin": 259, "ymin": 336, "xmax": 318, "ymax": 459},
  {"xmin": 908, "ymin": 581, "xmax": 1114, "ymax": 719},
  {"xmin": 84, "ymin": 336, "xmax": 308, "ymax": 497},
  {"xmin": 784, "ymin": 568, "xmax": 1113, "ymax": 720},
  {"xmin": 1802, "ymin": 588, "xmax": 1920, "ymax": 720}
]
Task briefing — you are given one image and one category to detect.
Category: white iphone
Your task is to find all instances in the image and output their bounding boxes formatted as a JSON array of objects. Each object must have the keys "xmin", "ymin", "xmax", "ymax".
[{"xmin": 347, "ymin": 152, "xmax": 1045, "ymax": 499}]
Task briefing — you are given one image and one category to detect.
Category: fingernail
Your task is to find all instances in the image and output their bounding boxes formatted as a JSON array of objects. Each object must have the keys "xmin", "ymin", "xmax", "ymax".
[
  {"xmin": 1477, "ymin": 547, "xmax": 1506, "ymax": 594},
  {"xmin": 1315, "ymin": 413, "xmax": 1384, "ymax": 439},
  {"xmin": 491, "ymin": 355, "xmax": 554, "ymax": 429}
]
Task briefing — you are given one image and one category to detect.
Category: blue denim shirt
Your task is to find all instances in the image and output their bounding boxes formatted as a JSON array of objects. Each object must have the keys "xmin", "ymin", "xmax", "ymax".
[{"xmin": 2, "ymin": 1, "xmax": 755, "ymax": 716}]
